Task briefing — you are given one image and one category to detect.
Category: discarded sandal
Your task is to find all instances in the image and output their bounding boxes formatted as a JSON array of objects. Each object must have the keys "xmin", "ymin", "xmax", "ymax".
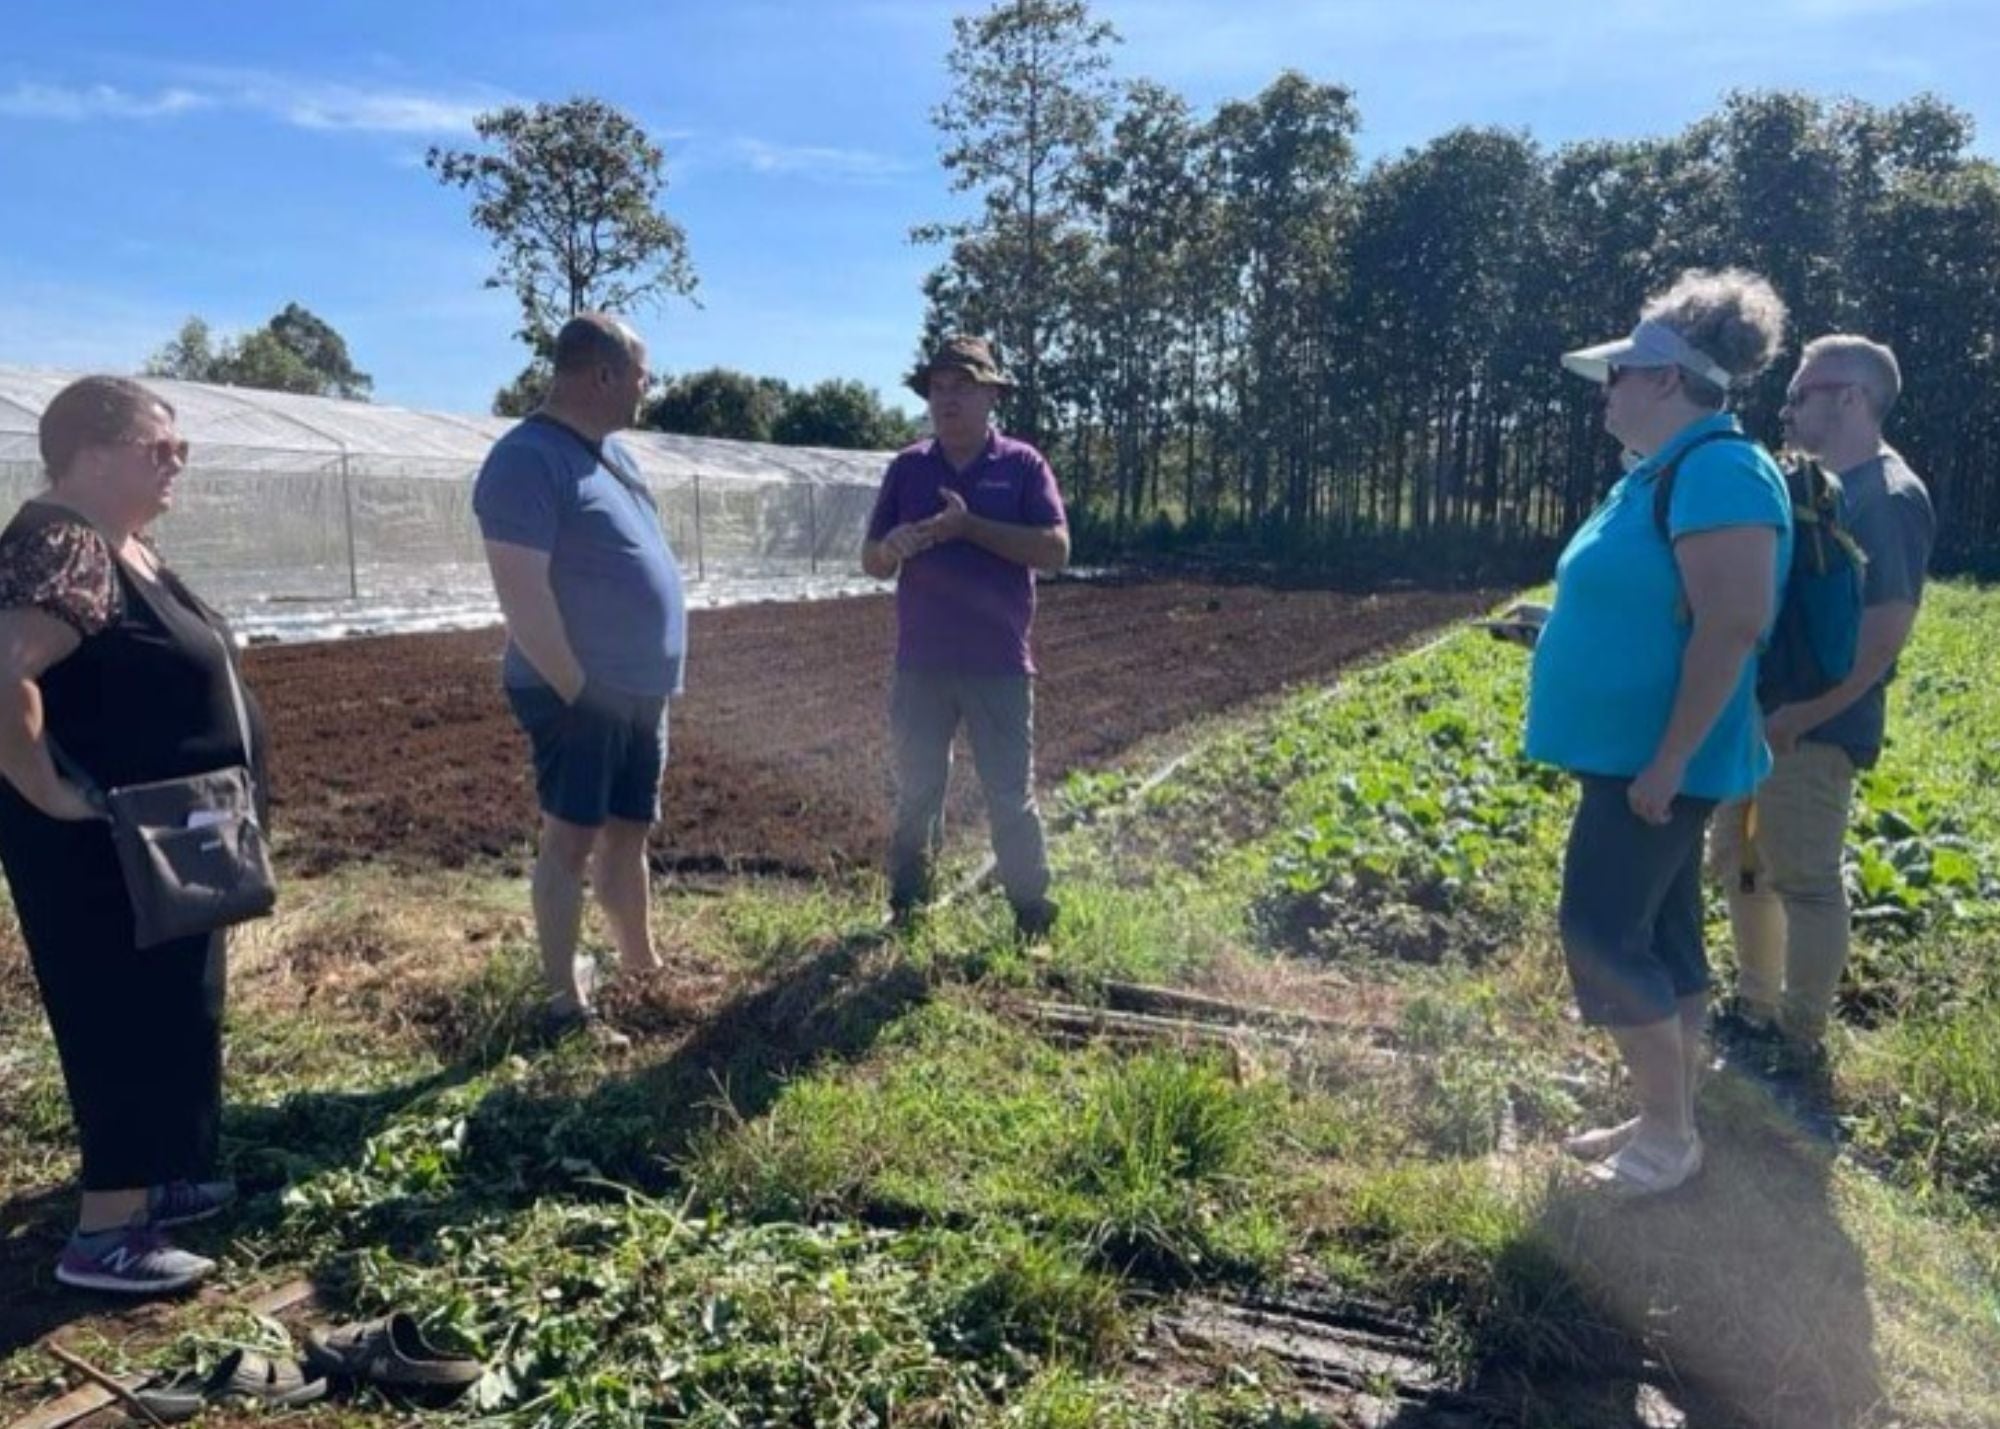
[
  {"xmin": 304, "ymin": 1311, "xmax": 482, "ymax": 1396},
  {"xmin": 1583, "ymin": 1132, "xmax": 1704, "ymax": 1200},
  {"xmin": 133, "ymin": 1349, "xmax": 327, "ymax": 1423}
]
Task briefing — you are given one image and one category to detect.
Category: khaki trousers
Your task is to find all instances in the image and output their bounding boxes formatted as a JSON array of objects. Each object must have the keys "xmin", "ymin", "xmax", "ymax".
[{"xmin": 1709, "ymin": 741, "xmax": 1856, "ymax": 1042}]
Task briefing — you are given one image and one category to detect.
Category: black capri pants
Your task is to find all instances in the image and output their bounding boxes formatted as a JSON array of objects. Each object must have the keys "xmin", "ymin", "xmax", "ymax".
[{"xmin": 1559, "ymin": 776, "xmax": 1717, "ymax": 1028}]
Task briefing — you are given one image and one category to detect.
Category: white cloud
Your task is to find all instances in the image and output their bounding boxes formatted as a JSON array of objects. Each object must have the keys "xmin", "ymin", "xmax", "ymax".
[
  {"xmin": 223, "ymin": 76, "xmax": 493, "ymax": 135},
  {"xmin": 0, "ymin": 70, "xmax": 505, "ymax": 136},
  {"xmin": 0, "ymin": 82, "xmax": 212, "ymax": 121},
  {"xmin": 724, "ymin": 136, "xmax": 913, "ymax": 183}
]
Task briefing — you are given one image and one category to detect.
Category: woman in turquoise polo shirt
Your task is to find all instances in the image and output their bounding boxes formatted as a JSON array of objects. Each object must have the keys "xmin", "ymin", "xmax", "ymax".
[{"xmin": 1523, "ymin": 269, "xmax": 1794, "ymax": 1197}]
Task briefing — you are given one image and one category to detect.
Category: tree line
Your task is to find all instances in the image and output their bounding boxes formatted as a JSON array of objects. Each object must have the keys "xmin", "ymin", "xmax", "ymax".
[
  {"xmin": 144, "ymin": 303, "xmax": 915, "ymax": 454},
  {"xmin": 918, "ymin": 0, "xmax": 2000, "ymax": 573}
]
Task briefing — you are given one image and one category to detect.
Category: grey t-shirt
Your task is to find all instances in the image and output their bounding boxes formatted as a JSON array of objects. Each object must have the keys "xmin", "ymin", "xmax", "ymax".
[{"xmin": 1806, "ymin": 447, "xmax": 1935, "ymax": 767}]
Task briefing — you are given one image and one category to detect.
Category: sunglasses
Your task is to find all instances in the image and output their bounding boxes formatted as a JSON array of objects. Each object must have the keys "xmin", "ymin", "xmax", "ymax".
[
  {"xmin": 118, "ymin": 435, "xmax": 192, "ymax": 466},
  {"xmin": 1784, "ymin": 380, "xmax": 1853, "ymax": 406},
  {"xmin": 1604, "ymin": 364, "xmax": 1671, "ymax": 391}
]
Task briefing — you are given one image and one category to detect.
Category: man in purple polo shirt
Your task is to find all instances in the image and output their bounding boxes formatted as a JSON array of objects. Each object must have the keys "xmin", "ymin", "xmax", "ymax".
[{"xmin": 862, "ymin": 335, "xmax": 1069, "ymax": 937}]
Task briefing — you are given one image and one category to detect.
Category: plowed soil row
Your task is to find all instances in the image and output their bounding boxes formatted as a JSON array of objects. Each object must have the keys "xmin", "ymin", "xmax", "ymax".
[{"xmin": 246, "ymin": 579, "xmax": 1497, "ymax": 879}]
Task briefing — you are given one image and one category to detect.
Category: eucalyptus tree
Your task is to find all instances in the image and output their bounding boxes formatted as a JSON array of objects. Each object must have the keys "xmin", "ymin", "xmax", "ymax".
[
  {"xmin": 1073, "ymin": 80, "xmax": 1205, "ymax": 531},
  {"xmin": 1207, "ymin": 71, "xmax": 1360, "ymax": 531},
  {"xmin": 428, "ymin": 96, "xmax": 697, "ymax": 409},
  {"xmin": 919, "ymin": 0, "xmax": 1120, "ymax": 444}
]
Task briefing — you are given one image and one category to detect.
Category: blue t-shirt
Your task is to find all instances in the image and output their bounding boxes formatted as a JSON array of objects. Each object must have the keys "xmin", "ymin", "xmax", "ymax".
[
  {"xmin": 472, "ymin": 415, "xmax": 686, "ymax": 698},
  {"xmin": 1526, "ymin": 414, "xmax": 1794, "ymax": 801}
]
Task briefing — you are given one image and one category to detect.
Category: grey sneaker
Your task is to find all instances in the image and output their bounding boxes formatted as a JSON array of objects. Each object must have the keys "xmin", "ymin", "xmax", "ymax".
[
  {"xmin": 56, "ymin": 1222, "xmax": 215, "ymax": 1295},
  {"xmin": 148, "ymin": 1179, "xmax": 238, "ymax": 1228}
]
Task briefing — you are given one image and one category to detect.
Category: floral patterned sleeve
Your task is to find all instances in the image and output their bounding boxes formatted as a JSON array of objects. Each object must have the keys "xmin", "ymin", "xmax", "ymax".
[{"xmin": 0, "ymin": 520, "xmax": 120, "ymax": 636}]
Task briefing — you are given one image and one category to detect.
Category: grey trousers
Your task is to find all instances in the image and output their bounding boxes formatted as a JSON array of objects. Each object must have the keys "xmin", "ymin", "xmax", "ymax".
[{"xmin": 888, "ymin": 670, "xmax": 1050, "ymax": 911}]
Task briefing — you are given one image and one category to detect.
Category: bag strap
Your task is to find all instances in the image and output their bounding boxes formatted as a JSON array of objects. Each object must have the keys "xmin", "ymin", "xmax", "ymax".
[
  {"xmin": 1648, "ymin": 430, "xmax": 1760, "ymax": 543},
  {"xmin": 525, "ymin": 412, "xmax": 655, "ymax": 507},
  {"xmin": 45, "ymin": 736, "xmax": 108, "ymax": 815},
  {"xmin": 209, "ymin": 623, "xmax": 257, "ymax": 775}
]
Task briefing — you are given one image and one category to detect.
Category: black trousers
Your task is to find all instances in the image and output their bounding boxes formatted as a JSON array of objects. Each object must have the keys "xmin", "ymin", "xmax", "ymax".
[{"xmin": 16, "ymin": 824, "xmax": 226, "ymax": 1192}]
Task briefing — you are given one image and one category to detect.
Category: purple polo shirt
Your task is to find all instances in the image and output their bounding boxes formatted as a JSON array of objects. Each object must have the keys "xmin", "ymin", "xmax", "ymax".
[{"xmin": 866, "ymin": 431, "xmax": 1067, "ymax": 675}]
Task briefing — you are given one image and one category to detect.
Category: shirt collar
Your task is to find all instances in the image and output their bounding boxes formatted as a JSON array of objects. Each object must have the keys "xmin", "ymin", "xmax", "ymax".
[
  {"xmin": 1628, "ymin": 411, "xmax": 1743, "ymax": 482},
  {"xmin": 926, "ymin": 428, "xmax": 999, "ymax": 473}
]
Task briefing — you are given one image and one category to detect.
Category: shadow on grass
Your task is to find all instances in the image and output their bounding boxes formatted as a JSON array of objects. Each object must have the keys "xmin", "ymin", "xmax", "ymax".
[
  {"xmin": 294, "ymin": 931, "xmax": 928, "ymax": 1298},
  {"xmin": 3, "ymin": 931, "xmax": 926, "ymax": 1360},
  {"xmin": 1385, "ymin": 1113, "xmax": 1883, "ymax": 1429}
]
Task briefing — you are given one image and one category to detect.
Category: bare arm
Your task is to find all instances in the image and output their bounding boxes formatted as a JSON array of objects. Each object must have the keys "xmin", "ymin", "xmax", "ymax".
[
  {"xmin": 482, "ymin": 540, "xmax": 585, "ymax": 701},
  {"xmin": 1629, "ymin": 525, "xmax": 1777, "ymax": 822},
  {"xmin": 0, "ymin": 608, "xmax": 99, "ymax": 821},
  {"xmin": 1765, "ymin": 602, "xmax": 1918, "ymax": 752}
]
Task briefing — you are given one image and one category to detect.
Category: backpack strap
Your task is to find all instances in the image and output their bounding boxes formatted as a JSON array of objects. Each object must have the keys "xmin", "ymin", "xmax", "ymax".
[
  {"xmin": 1648, "ymin": 430, "xmax": 1761, "ymax": 544},
  {"xmin": 1789, "ymin": 461, "xmax": 1870, "ymax": 578}
]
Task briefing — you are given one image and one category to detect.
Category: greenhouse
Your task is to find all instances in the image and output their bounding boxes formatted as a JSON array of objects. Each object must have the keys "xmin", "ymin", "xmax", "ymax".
[{"xmin": 0, "ymin": 366, "xmax": 890, "ymax": 639}]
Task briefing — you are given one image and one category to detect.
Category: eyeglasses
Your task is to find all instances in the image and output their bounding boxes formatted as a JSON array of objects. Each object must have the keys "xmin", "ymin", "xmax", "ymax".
[
  {"xmin": 116, "ymin": 435, "xmax": 191, "ymax": 467},
  {"xmin": 1784, "ymin": 381, "xmax": 1853, "ymax": 406}
]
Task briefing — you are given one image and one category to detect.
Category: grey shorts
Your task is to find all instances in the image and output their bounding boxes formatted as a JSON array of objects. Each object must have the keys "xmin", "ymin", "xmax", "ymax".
[
  {"xmin": 506, "ymin": 680, "xmax": 667, "ymax": 828},
  {"xmin": 1558, "ymin": 776, "xmax": 1717, "ymax": 1027}
]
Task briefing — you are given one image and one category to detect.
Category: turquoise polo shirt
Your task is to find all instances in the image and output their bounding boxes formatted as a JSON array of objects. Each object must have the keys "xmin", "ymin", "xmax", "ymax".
[{"xmin": 1525, "ymin": 414, "xmax": 1793, "ymax": 802}]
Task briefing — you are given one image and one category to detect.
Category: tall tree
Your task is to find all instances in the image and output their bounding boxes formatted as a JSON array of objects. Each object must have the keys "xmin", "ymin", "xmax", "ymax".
[
  {"xmin": 1073, "ymin": 80, "xmax": 1203, "ymax": 530},
  {"xmin": 1208, "ymin": 72, "xmax": 1358, "ymax": 530},
  {"xmin": 427, "ymin": 97, "xmax": 698, "ymax": 372},
  {"xmin": 919, "ymin": 0, "xmax": 1119, "ymax": 443}
]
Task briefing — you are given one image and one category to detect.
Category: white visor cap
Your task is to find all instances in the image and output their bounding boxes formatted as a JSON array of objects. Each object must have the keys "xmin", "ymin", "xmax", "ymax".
[{"xmin": 1561, "ymin": 318, "xmax": 1733, "ymax": 389}]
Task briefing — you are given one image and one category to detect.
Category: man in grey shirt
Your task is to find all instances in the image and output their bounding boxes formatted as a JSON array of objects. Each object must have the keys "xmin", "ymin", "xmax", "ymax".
[{"xmin": 1712, "ymin": 334, "xmax": 1936, "ymax": 1055}]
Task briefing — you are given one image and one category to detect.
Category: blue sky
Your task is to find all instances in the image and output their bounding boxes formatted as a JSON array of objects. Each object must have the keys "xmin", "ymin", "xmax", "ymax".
[{"xmin": 2, "ymin": 0, "xmax": 1994, "ymax": 418}]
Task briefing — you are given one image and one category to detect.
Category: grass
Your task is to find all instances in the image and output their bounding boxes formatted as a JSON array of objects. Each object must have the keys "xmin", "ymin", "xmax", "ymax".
[{"xmin": 3, "ymin": 584, "xmax": 2000, "ymax": 1425}]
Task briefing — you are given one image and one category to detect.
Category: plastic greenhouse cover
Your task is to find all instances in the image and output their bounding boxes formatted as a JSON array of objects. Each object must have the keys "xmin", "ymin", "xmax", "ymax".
[{"xmin": 0, "ymin": 365, "xmax": 897, "ymax": 486}]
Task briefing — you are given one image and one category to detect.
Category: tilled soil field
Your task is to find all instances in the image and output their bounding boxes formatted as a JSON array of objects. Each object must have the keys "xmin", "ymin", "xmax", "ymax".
[{"xmin": 248, "ymin": 579, "xmax": 1497, "ymax": 879}]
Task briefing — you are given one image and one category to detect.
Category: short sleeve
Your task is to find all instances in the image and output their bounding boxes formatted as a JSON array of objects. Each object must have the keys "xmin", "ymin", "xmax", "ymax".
[
  {"xmin": 1857, "ymin": 486, "xmax": 1935, "ymax": 607},
  {"xmin": 0, "ymin": 519, "xmax": 120, "ymax": 636},
  {"xmin": 1021, "ymin": 450, "xmax": 1067, "ymax": 529},
  {"xmin": 473, "ymin": 435, "xmax": 564, "ymax": 552},
  {"xmin": 1667, "ymin": 444, "xmax": 1789, "ymax": 539},
  {"xmin": 865, "ymin": 458, "xmax": 906, "ymax": 543}
]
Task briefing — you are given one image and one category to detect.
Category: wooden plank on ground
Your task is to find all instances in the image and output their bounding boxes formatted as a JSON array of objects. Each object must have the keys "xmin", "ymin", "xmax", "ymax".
[{"xmin": 4, "ymin": 1279, "xmax": 317, "ymax": 1429}]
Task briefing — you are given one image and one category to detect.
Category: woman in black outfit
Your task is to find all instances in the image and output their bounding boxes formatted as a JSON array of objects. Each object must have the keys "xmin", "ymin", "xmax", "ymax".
[{"xmin": 0, "ymin": 375, "xmax": 268, "ymax": 1294}]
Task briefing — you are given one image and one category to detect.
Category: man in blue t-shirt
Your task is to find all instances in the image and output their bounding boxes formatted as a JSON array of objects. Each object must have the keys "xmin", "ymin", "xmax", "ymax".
[
  {"xmin": 1711, "ymin": 335, "xmax": 1935, "ymax": 1059},
  {"xmin": 472, "ymin": 314, "xmax": 685, "ymax": 1046}
]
